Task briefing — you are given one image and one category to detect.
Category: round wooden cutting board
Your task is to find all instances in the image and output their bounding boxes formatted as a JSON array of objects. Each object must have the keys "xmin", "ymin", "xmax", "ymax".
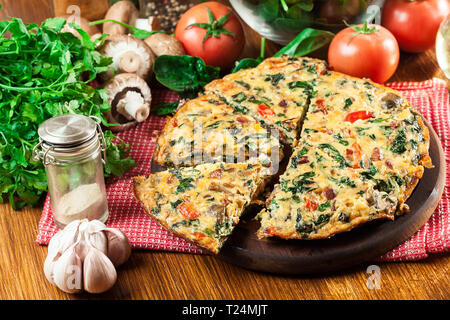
[{"xmin": 151, "ymin": 120, "xmax": 445, "ymax": 274}]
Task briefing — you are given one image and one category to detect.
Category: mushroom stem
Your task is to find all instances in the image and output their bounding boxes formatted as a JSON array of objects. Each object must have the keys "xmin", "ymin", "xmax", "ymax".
[
  {"xmin": 116, "ymin": 91, "xmax": 149, "ymax": 122},
  {"xmin": 119, "ymin": 51, "xmax": 142, "ymax": 74}
]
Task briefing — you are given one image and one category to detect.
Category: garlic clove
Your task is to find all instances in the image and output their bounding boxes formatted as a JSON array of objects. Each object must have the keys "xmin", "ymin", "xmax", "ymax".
[
  {"xmin": 85, "ymin": 220, "xmax": 108, "ymax": 253},
  {"xmin": 48, "ymin": 220, "xmax": 81, "ymax": 257},
  {"xmin": 83, "ymin": 247, "xmax": 117, "ymax": 294},
  {"xmin": 45, "ymin": 220, "xmax": 82, "ymax": 284},
  {"xmin": 43, "ymin": 254, "xmax": 57, "ymax": 285},
  {"xmin": 88, "ymin": 230, "xmax": 108, "ymax": 254},
  {"xmin": 87, "ymin": 219, "xmax": 107, "ymax": 233},
  {"xmin": 52, "ymin": 244, "xmax": 83, "ymax": 294},
  {"xmin": 104, "ymin": 228, "xmax": 131, "ymax": 267}
]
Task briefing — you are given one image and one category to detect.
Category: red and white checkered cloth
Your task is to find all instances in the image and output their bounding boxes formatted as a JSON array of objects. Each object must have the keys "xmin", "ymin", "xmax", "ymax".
[{"xmin": 36, "ymin": 79, "xmax": 450, "ymax": 261}]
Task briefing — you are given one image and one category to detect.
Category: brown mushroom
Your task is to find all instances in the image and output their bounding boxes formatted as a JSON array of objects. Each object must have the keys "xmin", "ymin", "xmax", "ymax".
[
  {"xmin": 103, "ymin": 0, "xmax": 139, "ymax": 36},
  {"xmin": 104, "ymin": 73, "xmax": 152, "ymax": 132},
  {"xmin": 144, "ymin": 33, "xmax": 186, "ymax": 57},
  {"xmin": 135, "ymin": 16, "xmax": 161, "ymax": 33},
  {"xmin": 100, "ymin": 35, "xmax": 155, "ymax": 81},
  {"xmin": 60, "ymin": 15, "xmax": 100, "ymax": 38}
]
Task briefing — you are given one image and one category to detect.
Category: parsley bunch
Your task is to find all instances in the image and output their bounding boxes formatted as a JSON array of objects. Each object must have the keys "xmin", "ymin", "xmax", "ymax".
[{"xmin": 0, "ymin": 16, "xmax": 134, "ymax": 209}]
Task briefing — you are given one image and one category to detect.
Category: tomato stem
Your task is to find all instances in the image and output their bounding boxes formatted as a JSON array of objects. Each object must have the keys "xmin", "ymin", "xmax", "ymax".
[
  {"xmin": 343, "ymin": 20, "xmax": 378, "ymax": 44},
  {"xmin": 185, "ymin": 6, "xmax": 236, "ymax": 46}
]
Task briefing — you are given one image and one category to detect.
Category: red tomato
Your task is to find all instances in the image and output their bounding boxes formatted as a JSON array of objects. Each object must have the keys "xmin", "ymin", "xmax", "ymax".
[
  {"xmin": 177, "ymin": 202, "xmax": 200, "ymax": 220},
  {"xmin": 344, "ymin": 110, "xmax": 375, "ymax": 123},
  {"xmin": 328, "ymin": 23, "xmax": 400, "ymax": 83},
  {"xmin": 382, "ymin": 0, "xmax": 450, "ymax": 53},
  {"xmin": 316, "ymin": 99, "xmax": 328, "ymax": 114},
  {"xmin": 257, "ymin": 104, "xmax": 275, "ymax": 118},
  {"xmin": 305, "ymin": 198, "xmax": 318, "ymax": 211},
  {"xmin": 175, "ymin": 1, "xmax": 245, "ymax": 70}
]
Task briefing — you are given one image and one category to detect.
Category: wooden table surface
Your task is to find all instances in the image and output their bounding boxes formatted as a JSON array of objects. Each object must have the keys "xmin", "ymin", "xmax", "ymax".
[{"xmin": 0, "ymin": 0, "xmax": 449, "ymax": 300}]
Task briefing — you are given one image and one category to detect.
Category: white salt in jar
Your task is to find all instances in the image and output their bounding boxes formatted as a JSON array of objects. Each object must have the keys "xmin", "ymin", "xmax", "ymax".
[{"xmin": 33, "ymin": 115, "xmax": 109, "ymax": 229}]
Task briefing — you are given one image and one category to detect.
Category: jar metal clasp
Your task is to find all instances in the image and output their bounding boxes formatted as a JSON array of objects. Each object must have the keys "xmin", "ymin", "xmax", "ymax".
[
  {"xmin": 90, "ymin": 116, "xmax": 108, "ymax": 165},
  {"xmin": 32, "ymin": 140, "xmax": 56, "ymax": 166}
]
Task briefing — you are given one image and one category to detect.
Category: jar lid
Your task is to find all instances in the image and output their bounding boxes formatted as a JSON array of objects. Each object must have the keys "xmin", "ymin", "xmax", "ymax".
[{"xmin": 38, "ymin": 114, "xmax": 98, "ymax": 146}]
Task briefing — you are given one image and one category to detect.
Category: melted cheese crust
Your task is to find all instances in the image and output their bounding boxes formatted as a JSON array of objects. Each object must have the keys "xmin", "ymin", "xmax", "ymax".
[{"xmin": 133, "ymin": 163, "xmax": 266, "ymax": 253}]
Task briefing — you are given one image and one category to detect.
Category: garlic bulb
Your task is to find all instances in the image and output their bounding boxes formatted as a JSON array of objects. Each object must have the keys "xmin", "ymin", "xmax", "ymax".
[{"xmin": 44, "ymin": 219, "xmax": 131, "ymax": 294}]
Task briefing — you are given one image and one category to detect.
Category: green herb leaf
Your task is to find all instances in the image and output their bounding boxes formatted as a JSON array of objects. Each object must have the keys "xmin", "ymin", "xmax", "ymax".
[
  {"xmin": 90, "ymin": 19, "xmax": 166, "ymax": 39},
  {"xmin": 274, "ymin": 28, "xmax": 334, "ymax": 58},
  {"xmin": 153, "ymin": 55, "xmax": 220, "ymax": 98},
  {"xmin": 152, "ymin": 101, "xmax": 180, "ymax": 116}
]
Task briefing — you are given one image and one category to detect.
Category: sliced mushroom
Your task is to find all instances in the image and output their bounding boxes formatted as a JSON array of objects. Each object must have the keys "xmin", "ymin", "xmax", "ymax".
[
  {"xmin": 103, "ymin": 0, "xmax": 139, "ymax": 36},
  {"xmin": 100, "ymin": 34, "xmax": 155, "ymax": 81},
  {"xmin": 59, "ymin": 15, "xmax": 100, "ymax": 38},
  {"xmin": 144, "ymin": 33, "xmax": 186, "ymax": 57},
  {"xmin": 369, "ymin": 190, "xmax": 398, "ymax": 212},
  {"xmin": 104, "ymin": 73, "xmax": 152, "ymax": 132},
  {"xmin": 381, "ymin": 93, "xmax": 404, "ymax": 111}
]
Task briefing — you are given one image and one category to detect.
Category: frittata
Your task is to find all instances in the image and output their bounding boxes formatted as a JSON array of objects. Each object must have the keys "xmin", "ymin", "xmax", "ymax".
[
  {"xmin": 133, "ymin": 163, "xmax": 267, "ymax": 253},
  {"xmin": 135, "ymin": 55, "xmax": 432, "ymax": 252}
]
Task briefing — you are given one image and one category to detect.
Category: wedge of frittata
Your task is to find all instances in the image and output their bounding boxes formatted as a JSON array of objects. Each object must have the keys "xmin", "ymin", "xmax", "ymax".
[
  {"xmin": 133, "ymin": 163, "xmax": 268, "ymax": 253},
  {"xmin": 153, "ymin": 94, "xmax": 283, "ymax": 175},
  {"xmin": 204, "ymin": 56, "xmax": 327, "ymax": 146}
]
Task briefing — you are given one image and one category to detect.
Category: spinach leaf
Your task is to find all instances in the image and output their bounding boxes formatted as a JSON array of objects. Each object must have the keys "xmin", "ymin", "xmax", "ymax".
[
  {"xmin": 295, "ymin": 212, "xmax": 314, "ymax": 235},
  {"xmin": 265, "ymin": 73, "xmax": 285, "ymax": 86},
  {"xmin": 153, "ymin": 55, "xmax": 220, "ymax": 98},
  {"xmin": 282, "ymin": 171, "xmax": 316, "ymax": 194},
  {"xmin": 232, "ymin": 38, "xmax": 266, "ymax": 73},
  {"xmin": 328, "ymin": 176, "xmax": 356, "ymax": 188},
  {"xmin": 176, "ymin": 177, "xmax": 195, "ymax": 194},
  {"xmin": 274, "ymin": 28, "xmax": 334, "ymax": 58},
  {"xmin": 318, "ymin": 144, "xmax": 350, "ymax": 169},
  {"xmin": 390, "ymin": 129, "xmax": 407, "ymax": 154},
  {"xmin": 332, "ymin": 133, "xmax": 349, "ymax": 146},
  {"xmin": 318, "ymin": 201, "xmax": 331, "ymax": 212},
  {"xmin": 257, "ymin": 0, "xmax": 280, "ymax": 23},
  {"xmin": 360, "ymin": 165, "xmax": 378, "ymax": 181},
  {"xmin": 315, "ymin": 214, "xmax": 330, "ymax": 226},
  {"xmin": 151, "ymin": 101, "xmax": 180, "ymax": 116}
]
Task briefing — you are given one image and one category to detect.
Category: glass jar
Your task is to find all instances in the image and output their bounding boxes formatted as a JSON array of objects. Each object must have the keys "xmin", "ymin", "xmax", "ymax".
[{"xmin": 33, "ymin": 115, "xmax": 109, "ymax": 229}]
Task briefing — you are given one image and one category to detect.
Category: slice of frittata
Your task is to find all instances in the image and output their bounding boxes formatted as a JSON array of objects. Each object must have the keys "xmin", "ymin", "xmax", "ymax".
[
  {"xmin": 204, "ymin": 56, "xmax": 327, "ymax": 146},
  {"xmin": 153, "ymin": 94, "xmax": 283, "ymax": 175},
  {"xmin": 133, "ymin": 163, "xmax": 267, "ymax": 253}
]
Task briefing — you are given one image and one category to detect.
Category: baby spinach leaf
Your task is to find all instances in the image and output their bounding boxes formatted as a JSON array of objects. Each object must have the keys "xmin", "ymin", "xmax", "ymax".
[
  {"xmin": 153, "ymin": 55, "xmax": 220, "ymax": 98},
  {"xmin": 152, "ymin": 101, "xmax": 180, "ymax": 116},
  {"xmin": 274, "ymin": 28, "xmax": 334, "ymax": 58}
]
